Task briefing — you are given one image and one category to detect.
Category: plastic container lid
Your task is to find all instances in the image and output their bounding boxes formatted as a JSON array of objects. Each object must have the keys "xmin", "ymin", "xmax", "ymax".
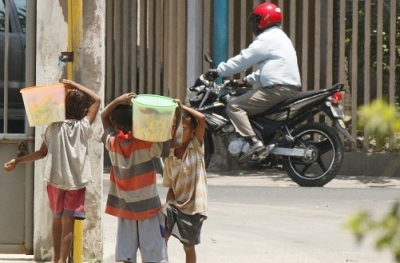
[{"xmin": 133, "ymin": 94, "xmax": 177, "ymax": 108}]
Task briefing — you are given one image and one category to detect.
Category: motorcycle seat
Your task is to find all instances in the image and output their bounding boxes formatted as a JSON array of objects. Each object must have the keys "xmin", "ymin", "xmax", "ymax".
[
  {"xmin": 262, "ymin": 83, "xmax": 344, "ymax": 115},
  {"xmin": 263, "ymin": 89, "xmax": 327, "ymax": 115}
]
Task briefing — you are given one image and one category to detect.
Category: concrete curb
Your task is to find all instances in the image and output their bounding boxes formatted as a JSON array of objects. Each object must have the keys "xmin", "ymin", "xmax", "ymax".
[{"xmin": 341, "ymin": 151, "xmax": 400, "ymax": 176}]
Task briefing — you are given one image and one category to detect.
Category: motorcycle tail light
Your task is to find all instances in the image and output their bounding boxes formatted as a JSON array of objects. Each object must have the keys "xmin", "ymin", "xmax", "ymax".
[{"xmin": 331, "ymin": 92, "xmax": 343, "ymax": 103}]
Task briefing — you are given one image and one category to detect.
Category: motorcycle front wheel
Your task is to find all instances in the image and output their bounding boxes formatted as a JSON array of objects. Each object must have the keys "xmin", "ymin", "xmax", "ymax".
[
  {"xmin": 203, "ymin": 130, "xmax": 213, "ymax": 169},
  {"xmin": 282, "ymin": 122, "xmax": 343, "ymax": 187}
]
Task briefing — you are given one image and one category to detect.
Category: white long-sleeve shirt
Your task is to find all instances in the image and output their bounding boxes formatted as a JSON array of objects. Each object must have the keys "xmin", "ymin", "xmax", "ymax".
[{"xmin": 216, "ymin": 26, "xmax": 301, "ymax": 87}]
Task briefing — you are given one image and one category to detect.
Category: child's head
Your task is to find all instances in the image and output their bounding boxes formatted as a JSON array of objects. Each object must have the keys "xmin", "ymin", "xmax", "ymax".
[
  {"xmin": 65, "ymin": 89, "xmax": 93, "ymax": 120},
  {"xmin": 181, "ymin": 110, "xmax": 197, "ymax": 143},
  {"xmin": 111, "ymin": 104, "xmax": 132, "ymax": 133}
]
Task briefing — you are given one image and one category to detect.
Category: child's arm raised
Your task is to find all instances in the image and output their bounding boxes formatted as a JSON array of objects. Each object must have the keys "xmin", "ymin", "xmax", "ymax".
[
  {"xmin": 101, "ymin": 93, "xmax": 136, "ymax": 130},
  {"xmin": 62, "ymin": 79, "xmax": 101, "ymax": 124},
  {"xmin": 171, "ymin": 99, "xmax": 183, "ymax": 148},
  {"xmin": 182, "ymin": 105, "xmax": 206, "ymax": 144}
]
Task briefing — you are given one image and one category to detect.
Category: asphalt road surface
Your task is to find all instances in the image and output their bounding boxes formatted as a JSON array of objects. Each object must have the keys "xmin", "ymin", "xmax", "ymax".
[
  {"xmin": 102, "ymin": 171, "xmax": 400, "ymax": 263},
  {"xmin": 3, "ymin": 171, "xmax": 398, "ymax": 263}
]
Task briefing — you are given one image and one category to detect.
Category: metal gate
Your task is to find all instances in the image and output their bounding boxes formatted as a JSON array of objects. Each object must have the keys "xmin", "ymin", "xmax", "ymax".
[
  {"xmin": 105, "ymin": 0, "xmax": 189, "ymax": 104},
  {"xmin": 106, "ymin": 0, "xmax": 399, "ymax": 152},
  {"xmin": 0, "ymin": 0, "xmax": 35, "ymax": 254}
]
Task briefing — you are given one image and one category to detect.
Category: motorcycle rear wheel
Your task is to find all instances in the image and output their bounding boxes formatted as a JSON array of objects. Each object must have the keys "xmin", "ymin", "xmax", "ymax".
[{"xmin": 282, "ymin": 122, "xmax": 343, "ymax": 187}]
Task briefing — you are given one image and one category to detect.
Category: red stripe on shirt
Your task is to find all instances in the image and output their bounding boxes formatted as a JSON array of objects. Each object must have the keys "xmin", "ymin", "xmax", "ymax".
[
  {"xmin": 111, "ymin": 170, "xmax": 156, "ymax": 191},
  {"xmin": 105, "ymin": 205, "xmax": 162, "ymax": 221},
  {"xmin": 109, "ymin": 137, "xmax": 152, "ymax": 158}
]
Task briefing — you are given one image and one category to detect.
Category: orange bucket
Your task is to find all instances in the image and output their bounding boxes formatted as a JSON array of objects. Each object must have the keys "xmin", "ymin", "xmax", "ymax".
[{"xmin": 20, "ymin": 83, "xmax": 66, "ymax": 126}]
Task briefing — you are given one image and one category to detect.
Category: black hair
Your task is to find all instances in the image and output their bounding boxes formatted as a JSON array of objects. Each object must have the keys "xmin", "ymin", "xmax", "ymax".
[
  {"xmin": 182, "ymin": 110, "xmax": 197, "ymax": 130},
  {"xmin": 65, "ymin": 89, "xmax": 93, "ymax": 120},
  {"xmin": 111, "ymin": 104, "xmax": 132, "ymax": 127}
]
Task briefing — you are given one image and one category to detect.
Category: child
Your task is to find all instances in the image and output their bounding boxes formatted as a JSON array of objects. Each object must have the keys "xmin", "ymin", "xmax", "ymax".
[
  {"xmin": 163, "ymin": 105, "xmax": 208, "ymax": 263},
  {"xmin": 4, "ymin": 79, "xmax": 101, "ymax": 263},
  {"xmin": 101, "ymin": 93, "xmax": 182, "ymax": 263}
]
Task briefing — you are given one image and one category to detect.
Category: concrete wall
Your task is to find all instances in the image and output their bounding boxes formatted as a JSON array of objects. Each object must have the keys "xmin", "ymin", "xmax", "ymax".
[
  {"xmin": 340, "ymin": 152, "xmax": 400, "ymax": 177},
  {"xmin": 35, "ymin": 1, "xmax": 105, "ymax": 261}
]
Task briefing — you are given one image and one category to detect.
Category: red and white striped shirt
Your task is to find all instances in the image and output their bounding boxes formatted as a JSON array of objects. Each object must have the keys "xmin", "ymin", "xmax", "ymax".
[{"xmin": 103, "ymin": 127, "xmax": 170, "ymax": 220}]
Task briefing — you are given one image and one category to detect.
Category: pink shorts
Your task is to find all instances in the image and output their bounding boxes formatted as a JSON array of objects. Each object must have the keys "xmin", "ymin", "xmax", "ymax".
[{"xmin": 47, "ymin": 184, "xmax": 86, "ymax": 219}]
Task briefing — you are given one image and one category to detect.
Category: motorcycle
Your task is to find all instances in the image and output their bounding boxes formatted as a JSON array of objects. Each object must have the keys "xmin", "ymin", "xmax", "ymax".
[{"xmin": 187, "ymin": 54, "xmax": 355, "ymax": 187}]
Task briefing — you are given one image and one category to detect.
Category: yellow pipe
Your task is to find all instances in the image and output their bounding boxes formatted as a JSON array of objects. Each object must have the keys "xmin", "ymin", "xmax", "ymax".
[
  {"xmin": 71, "ymin": 0, "xmax": 83, "ymax": 80},
  {"xmin": 67, "ymin": 0, "xmax": 73, "ymax": 80},
  {"xmin": 73, "ymin": 220, "xmax": 83, "ymax": 263},
  {"xmin": 68, "ymin": 1, "xmax": 84, "ymax": 263}
]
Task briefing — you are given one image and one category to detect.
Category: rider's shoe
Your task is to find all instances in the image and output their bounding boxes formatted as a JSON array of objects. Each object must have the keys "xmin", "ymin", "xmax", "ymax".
[
  {"xmin": 238, "ymin": 140, "xmax": 265, "ymax": 163},
  {"xmin": 259, "ymin": 144, "xmax": 275, "ymax": 158}
]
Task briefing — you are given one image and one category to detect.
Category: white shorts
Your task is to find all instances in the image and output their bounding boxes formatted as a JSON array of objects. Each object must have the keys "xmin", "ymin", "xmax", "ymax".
[{"xmin": 115, "ymin": 213, "xmax": 168, "ymax": 263}]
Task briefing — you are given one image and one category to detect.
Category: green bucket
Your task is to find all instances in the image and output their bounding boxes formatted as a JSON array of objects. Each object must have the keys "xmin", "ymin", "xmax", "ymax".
[{"xmin": 131, "ymin": 94, "xmax": 177, "ymax": 142}]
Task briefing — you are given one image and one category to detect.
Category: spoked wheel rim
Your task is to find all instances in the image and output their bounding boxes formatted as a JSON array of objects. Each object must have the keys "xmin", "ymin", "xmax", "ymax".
[{"xmin": 287, "ymin": 129, "xmax": 337, "ymax": 180}]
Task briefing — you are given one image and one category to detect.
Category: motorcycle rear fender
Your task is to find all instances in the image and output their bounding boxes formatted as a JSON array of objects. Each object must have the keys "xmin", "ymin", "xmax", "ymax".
[
  {"xmin": 333, "ymin": 119, "xmax": 356, "ymax": 143},
  {"xmin": 321, "ymin": 105, "xmax": 355, "ymax": 143}
]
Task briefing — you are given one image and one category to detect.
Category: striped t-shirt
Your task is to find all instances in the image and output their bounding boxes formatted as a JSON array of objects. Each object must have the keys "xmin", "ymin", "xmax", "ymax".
[
  {"xmin": 102, "ymin": 126, "xmax": 170, "ymax": 220},
  {"xmin": 163, "ymin": 137, "xmax": 208, "ymax": 217}
]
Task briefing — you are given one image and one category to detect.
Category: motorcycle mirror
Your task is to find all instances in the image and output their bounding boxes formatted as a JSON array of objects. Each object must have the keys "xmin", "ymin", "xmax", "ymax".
[{"xmin": 204, "ymin": 53, "xmax": 214, "ymax": 67}]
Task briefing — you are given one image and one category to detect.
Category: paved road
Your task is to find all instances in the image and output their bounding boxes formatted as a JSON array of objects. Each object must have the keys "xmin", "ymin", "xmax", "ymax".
[
  {"xmin": 102, "ymin": 171, "xmax": 399, "ymax": 263},
  {"xmin": 3, "ymin": 171, "xmax": 399, "ymax": 262}
]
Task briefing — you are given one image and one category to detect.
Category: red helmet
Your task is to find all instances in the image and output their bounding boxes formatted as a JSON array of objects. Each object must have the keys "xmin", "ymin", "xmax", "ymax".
[{"xmin": 249, "ymin": 2, "xmax": 282, "ymax": 35}]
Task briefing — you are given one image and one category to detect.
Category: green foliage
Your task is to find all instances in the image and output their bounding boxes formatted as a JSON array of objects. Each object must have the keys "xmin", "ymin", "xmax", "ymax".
[
  {"xmin": 347, "ymin": 99, "xmax": 400, "ymax": 261},
  {"xmin": 358, "ymin": 99, "xmax": 400, "ymax": 148},
  {"xmin": 344, "ymin": 1, "xmax": 400, "ymax": 104},
  {"xmin": 345, "ymin": 202, "xmax": 400, "ymax": 262},
  {"xmin": 345, "ymin": 2, "xmax": 400, "ymax": 74}
]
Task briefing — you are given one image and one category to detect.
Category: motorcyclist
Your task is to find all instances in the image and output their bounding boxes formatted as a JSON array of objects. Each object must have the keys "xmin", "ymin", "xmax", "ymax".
[{"xmin": 204, "ymin": 2, "xmax": 301, "ymax": 162}]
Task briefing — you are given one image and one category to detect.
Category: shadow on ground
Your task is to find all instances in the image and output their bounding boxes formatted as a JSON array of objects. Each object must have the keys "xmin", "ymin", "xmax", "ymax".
[
  {"xmin": 207, "ymin": 167, "xmax": 400, "ymax": 188},
  {"xmin": 335, "ymin": 175, "xmax": 400, "ymax": 188}
]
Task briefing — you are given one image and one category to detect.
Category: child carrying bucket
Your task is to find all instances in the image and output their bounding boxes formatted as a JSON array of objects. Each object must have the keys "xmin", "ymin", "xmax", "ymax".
[
  {"xmin": 101, "ymin": 92, "xmax": 183, "ymax": 263},
  {"xmin": 4, "ymin": 79, "xmax": 101, "ymax": 263},
  {"xmin": 162, "ymin": 104, "xmax": 208, "ymax": 263}
]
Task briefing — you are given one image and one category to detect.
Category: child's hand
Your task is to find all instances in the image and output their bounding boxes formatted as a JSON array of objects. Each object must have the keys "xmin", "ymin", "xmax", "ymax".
[
  {"xmin": 173, "ymin": 98, "xmax": 182, "ymax": 108},
  {"xmin": 118, "ymin": 92, "xmax": 137, "ymax": 105},
  {"xmin": 4, "ymin": 159, "xmax": 16, "ymax": 172},
  {"xmin": 62, "ymin": 79, "xmax": 77, "ymax": 89},
  {"xmin": 173, "ymin": 99, "xmax": 183, "ymax": 116}
]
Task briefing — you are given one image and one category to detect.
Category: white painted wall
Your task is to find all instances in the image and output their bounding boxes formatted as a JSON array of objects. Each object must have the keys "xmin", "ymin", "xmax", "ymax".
[
  {"xmin": 35, "ymin": 1, "xmax": 105, "ymax": 261},
  {"xmin": 186, "ymin": 0, "xmax": 203, "ymax": 89}
]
